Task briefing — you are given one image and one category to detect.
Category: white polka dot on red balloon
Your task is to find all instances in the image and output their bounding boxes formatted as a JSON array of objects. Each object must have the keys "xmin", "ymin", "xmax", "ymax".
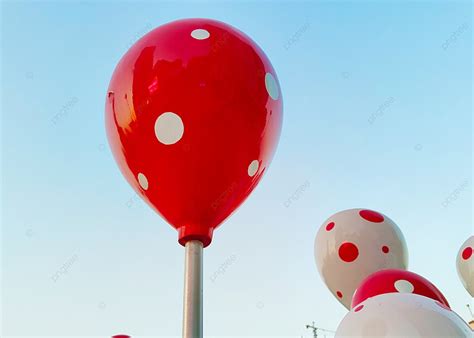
[
  {"xmin": 394, "ymin": 279, "xmax": 414, "ymax": 293},
  {"xmin": 265, "ymin": 73, "xmax": 279, "ymax": 100},
  {"xmin": 137, "ymin": 173, "xmax": 148, "ymax": 190},
  {"xmin": 191, "ymin": 29, "xmax": 210, "ymax": 40},
  {"xmin": 154, "ymin": 112, "xmax": 184, "ymax": 145},
  {"xmin": 248, "ymin": 160, "xmax": 259, "ymax": 177}
]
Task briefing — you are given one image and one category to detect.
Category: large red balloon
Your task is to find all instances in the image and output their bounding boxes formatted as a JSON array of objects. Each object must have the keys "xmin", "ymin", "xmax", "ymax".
[
  {"xmin": 105, "ymin": 19, "xmax": 282, "ymax": 247},
  {"xmin": 351, "ymin": 269, "xmax": 450, "ymax": 309}
]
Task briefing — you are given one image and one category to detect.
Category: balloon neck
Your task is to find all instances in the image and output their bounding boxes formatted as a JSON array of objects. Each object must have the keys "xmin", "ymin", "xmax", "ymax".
[{"xmin": 178, "ymin": 226, "xmax": 213, "ymax": 248}]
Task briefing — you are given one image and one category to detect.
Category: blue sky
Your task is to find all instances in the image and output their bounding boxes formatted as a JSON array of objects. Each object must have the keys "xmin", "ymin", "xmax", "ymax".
[{"xmin": 1, "ymin": 1, "xmax": 472, "ymax": 337}]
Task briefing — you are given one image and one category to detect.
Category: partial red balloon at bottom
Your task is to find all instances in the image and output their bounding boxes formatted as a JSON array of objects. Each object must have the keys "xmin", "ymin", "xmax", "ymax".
[
  {"xmin": 112, "ymin": 335, "xmax": 130, "ymax": 338},
  {"xmin": 351, "ymin": 269, "xmax": 450, "ymax": 309}
]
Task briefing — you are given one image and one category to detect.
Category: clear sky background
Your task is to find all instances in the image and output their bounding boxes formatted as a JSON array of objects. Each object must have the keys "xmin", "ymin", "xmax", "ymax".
[{"xmin": 1, "ymin": 1, "xmax": 472, "ymax": 337}]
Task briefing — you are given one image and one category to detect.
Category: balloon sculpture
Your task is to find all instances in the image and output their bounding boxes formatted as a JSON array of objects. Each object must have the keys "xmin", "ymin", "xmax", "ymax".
[
  {"xmin": 351, "ymin": 269, "xmax": 450, "ymax": 309},
  {"xmin": 335, "ymin": 293, "xmax": 472, "ymax": 337},
  {"xmin": 105, "ymin": 19, "xmax": 282, "ymax": 337},
  {"xmin": 314, "ymin": 208, "xmax": 408, "ymax": 309},
  {"xmin": 456, "ymin": 235, "xmax": 474, "ymax": 297}
]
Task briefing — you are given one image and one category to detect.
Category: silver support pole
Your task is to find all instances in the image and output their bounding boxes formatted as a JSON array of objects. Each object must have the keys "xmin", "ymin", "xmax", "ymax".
[{"xmin": 182, "ymin": 240, "xmax": 203, "ymax": 338}]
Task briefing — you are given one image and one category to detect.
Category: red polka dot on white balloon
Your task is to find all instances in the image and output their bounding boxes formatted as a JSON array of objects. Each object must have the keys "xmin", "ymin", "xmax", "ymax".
[
  {"xmin": 326, "ymin": 222, "xmax": 335, "ymax": 231},
  {"xmin": 338, "ymin": 242, "xmax": 359, "ymax": 262},
  {"xmin": 462, "ymin": 247, "xmax": 473, "ymax": 260},
  {"xmin": 394, "ymin": 279, "xmax": 414, "ymax": 293},
  {"xmin": 155, "ymin": 112, "xmax": 184, "ymax": 145},
  {"xmin": 137, "ymin": 173, "xmax": 148, "ymax": 190},
  {"xmin": 359, "ymin": 209, "xmax": 384, "ymax": 223},
  {"xmin": 191, "ymin": 29, "xmax": 210, "ymax": 40},
  {"xmin": 248, "ymin": 160, "xmax": 259, "ymax": 177}
]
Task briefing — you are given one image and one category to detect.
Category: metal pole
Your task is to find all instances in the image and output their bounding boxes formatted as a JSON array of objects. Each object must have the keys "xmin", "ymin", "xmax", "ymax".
[{"xmin": 182, "ymin": 240, "xmax": 203, "ymax": 338}]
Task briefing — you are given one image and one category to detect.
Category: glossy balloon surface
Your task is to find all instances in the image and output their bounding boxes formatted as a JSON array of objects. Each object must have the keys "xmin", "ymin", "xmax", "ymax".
[
  {"xmin": 105, "ymin": 19, "xmax": 282, "ymax": 247},
  {"xmin": 336, "ymin": 293, "xmax": 472, "ymax": 337},
  {"xmin": 314, "ymin": 208, "xmax": 408, "ymax": 309},
  {"xmin": 456, "ymin": 235, "xmax": 474, "ymax": 297},
  {"xmin": 351, "ymin": 269, "xmax": 449, "ymax": 309}
]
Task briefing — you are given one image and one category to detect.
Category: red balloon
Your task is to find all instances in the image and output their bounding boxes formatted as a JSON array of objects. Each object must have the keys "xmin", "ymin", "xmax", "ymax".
[
  {"xmin": 105, "ymin": 19, "xmax": 282, "ymax": 247},
  {"xmin": 351, "ymin": 269, "xmax": 450, "ymax": 309}
]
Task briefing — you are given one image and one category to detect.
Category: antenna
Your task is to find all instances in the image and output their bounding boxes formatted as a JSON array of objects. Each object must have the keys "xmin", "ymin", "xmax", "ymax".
[
  {"xmin": 305, "ymin": 322, "xmax": 336, "ymax": 338},
  {"xmin": 305, "ymin": 322, "xmax": 318, "ymax": 338}
]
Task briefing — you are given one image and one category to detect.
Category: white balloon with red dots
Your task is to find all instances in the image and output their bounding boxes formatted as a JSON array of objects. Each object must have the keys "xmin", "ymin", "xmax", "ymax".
[
  {"xmin": 314, "ymin": 208, "xmax": 409, "ymax": 309},
  {"xmin": 456, "ymin": 235, "xmax": 474, "ymax": 297},
  {"xmin": 336, "ymin": 293, "xmax": 472, "ymax": 337}
]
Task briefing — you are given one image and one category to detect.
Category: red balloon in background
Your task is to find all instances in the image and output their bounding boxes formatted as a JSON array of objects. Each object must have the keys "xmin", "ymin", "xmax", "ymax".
[
  {"xmin": 105, "ymin": 19, "xmax": 282, "ymax": 247},
  {"xmin": 351, "ymin": 269, "xmax": 450, "ymax": 309}
]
